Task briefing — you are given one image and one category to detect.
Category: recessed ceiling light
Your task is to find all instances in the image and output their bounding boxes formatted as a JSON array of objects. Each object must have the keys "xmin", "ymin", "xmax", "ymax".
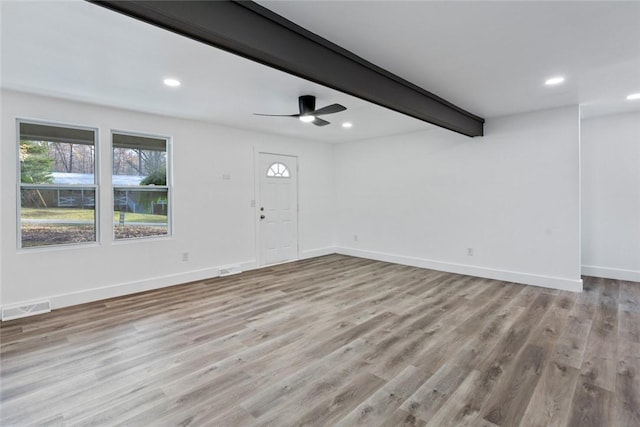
[
  {"xmin": 299, "ymin": 115, "xmax": 315, "ymax": 123},
  {"xmin": 342, "ymin": 122, "xmax": 353, "ymax": 128},
  {"xmin": 545, "ymin": 76, "xmax": 565, "ymax": 86},
  {"xmin": 163, "ymin": 78, "xmax": 181, "ymax": 87},
  {"xmin": 627, "ymin": 93, "xmax": 640, "ymax": 100}
]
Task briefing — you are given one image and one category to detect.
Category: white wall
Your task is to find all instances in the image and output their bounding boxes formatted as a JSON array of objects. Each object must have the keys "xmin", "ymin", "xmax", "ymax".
[
  {"xmin": 334, "ymin": 106, "xmax": 582, "ymax": 291},
  {"xmin": 0, "ymin": 91, "xmax": 591, "ymax": 314},
  {"xmin": 0, "ymin": 90, "xmax": 335, "ymax": 309},
  {"xmin": 581, "ymin": 111, "xmax": 640, "ymax": 281}
]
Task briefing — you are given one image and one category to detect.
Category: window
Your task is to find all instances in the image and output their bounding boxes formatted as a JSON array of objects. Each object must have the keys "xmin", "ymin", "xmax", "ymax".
[
  {"xmin": 112, "ymin": 132, "xmax": 170, "ymax": 240},
  {"xmin": 18, "ymin": 120, "xmax": 97, "ymax": 248},
  {"xmin": 266, "ymin": 162, "xmax": 290, "ymax": 178}
]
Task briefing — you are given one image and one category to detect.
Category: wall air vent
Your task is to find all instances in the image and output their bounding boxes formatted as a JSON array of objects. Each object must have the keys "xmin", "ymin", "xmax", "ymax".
[
  {"xmin": 2, "ymin": 300, "xmax": 52, "ymax": 321},
  {"xmin": 219, "ymin": 265, "xmax": 242, "ymax": 277}
]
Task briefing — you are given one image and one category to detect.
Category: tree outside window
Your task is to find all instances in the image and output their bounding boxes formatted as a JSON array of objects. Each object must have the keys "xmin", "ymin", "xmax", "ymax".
[
  {"xmin": 112, "ymin": 132, "xmax": 170, "ymax": 240},
  {"xmin": 18, "ymin": 121, "xmax": 97, "ymax": 248}
]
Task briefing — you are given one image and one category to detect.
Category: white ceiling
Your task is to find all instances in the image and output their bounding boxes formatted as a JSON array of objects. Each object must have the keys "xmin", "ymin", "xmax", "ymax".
[
  {"xmin": 2, "ymin": 1, "xmax": 639, "ymax": 144},
  {"xmin": 260, "ymin": 0, "xmax": 640, "ymax": 119},
  {"xmin": 0, "ymin": 0, "xmax": 431, "ymax": 143}
]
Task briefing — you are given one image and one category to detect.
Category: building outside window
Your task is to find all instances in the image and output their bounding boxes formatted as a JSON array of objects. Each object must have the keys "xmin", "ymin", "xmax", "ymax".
[
  {"xmin": 112, "ymin": 132, "xmax": 170, "ymax": 240},
  {"xmin": 18, "ymin": 120, "xmax": 98, "ymax": 248}
]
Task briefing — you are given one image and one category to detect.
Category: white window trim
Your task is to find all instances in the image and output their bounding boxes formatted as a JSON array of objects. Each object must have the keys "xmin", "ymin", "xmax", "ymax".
[
  {"xmin": 16, "ymin": 118, "xmax": 100, "ymax": 250},
  {"xmin": 110, "ymin": 130, "xmax": 172, "ymax": 241}
]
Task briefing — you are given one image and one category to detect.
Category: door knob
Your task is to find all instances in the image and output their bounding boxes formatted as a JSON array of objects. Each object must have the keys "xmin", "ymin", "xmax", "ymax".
[{"xmin": 260, "ymin": 215, "xmax": 265, "ymax": 219}]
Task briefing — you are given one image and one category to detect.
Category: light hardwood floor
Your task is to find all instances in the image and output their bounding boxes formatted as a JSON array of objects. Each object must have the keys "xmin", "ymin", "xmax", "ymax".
[{"xmin": 1, "ymin": 254, "xmax": 638, "ymax": 426}]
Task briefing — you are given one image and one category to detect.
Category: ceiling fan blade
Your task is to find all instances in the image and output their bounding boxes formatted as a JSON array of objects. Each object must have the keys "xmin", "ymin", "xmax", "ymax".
[
  {"xmin": 312, "ymin": 118, "xmax": 330, "ymax": 127},
  {"xmin": 255, "ymin": 96, "xmax": 343, "ymax": 127},
  {"xmin": 253, "ymin": 113, "xmax": 299, "ymax": 117},
  {"xmin": 311, "ymin": 104, "xmax": 346, "ymax": 116}
]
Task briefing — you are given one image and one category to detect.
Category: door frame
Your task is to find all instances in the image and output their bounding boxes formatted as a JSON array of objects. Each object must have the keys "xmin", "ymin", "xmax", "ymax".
[{"xmin": 254, "ymin": 150, "xmax": 300, "ymax": 267}]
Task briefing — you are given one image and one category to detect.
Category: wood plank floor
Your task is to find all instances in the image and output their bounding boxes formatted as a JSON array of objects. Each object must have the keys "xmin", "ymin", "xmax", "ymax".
[{"xmin": 1, "ymin": 254, "xmax": 638, "ymax": 426}]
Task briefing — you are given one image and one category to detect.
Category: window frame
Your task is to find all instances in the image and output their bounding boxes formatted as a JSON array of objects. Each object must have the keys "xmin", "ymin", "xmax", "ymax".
[
  {"xmin": 110, "ymin": 129, "xmax": 172, "ymax": 242},
  {"xmin": 16, "ymin": 118, "xmax": 100, "ymax": 250}
]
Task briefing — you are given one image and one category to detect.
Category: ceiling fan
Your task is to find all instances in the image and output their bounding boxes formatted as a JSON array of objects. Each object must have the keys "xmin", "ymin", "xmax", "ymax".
[{"xmin": 254, "ymin": 95, "xmax": 346, "ymax": 127}]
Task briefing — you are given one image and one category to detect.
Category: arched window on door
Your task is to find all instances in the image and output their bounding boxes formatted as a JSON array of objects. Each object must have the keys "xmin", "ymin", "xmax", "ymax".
[{"xmin": 266, "ymin": 162, "xmax": 290, "ymax": 178}]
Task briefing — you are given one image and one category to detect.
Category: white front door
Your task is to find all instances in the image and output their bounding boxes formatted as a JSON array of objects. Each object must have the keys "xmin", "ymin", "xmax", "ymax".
[{"xmin": 259, "ymin": 153, "xmax": 298, "ymax": 266}]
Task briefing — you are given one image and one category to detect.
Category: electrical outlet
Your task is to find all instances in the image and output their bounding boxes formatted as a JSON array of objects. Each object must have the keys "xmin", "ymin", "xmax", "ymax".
[
  {"xmin": 353, "ymin": 235, "xmax": 359, "ymax": 242},
  {"xmin": 467, "ymin": 248, "xmax": 474, "ymax": 256},
  {"xmin": 182, "ymin": 252, "xmax": 190, "ymax": 262}
]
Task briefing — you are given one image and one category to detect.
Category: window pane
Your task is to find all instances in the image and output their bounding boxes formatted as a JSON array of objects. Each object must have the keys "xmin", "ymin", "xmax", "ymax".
[
  {"xmin": 20, "ymin": 123, "xmax": 95, "ymax": 184},
  {"xmin": 113, "ymin": 188, "xmax": 168, "ymax": 239},
  {"xmin": 266, "ymin": 162, "xmax": 290, "ymax": 178},
  {"xmin": 112, "ymin": 134, "xmax": 167, "ymax": 185},
  {"xmin": 20, "ymin": 188, "xmax": 96, "ymax": 247},
  {"xmin": 112, "ymin": 132, "xmax": 170, "ymax": 241}
]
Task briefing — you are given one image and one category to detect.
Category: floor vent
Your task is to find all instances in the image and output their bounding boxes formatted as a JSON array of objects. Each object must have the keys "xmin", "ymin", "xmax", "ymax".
[
  {"xmin": 219, "ymin": 265, "xmax": 242, "ymax": 277},
  {"xmin": 2, "ymin": 300, "xmax": 52, "ymax": 321}
]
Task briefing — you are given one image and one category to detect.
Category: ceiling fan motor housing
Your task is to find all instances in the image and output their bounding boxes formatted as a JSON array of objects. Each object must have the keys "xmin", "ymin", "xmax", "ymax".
[{"xmin": 299, "ymin": 95, "xmax": 316, "ymax": 115}]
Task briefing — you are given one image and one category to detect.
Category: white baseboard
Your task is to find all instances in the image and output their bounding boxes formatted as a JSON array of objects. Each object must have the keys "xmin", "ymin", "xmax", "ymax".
[
  {"xmin": 240, "ymin": 260, "xmax": 259, "ymax": 272},
  {"xmin": 2, "ymin": 246, "xmax": 591, "ymax": 318},
  {"xmin": 239, "ymin": 248, "xmax": 335, "ymax": 270},
  {"xmin": 299, "ymin": 246, "xmax": 336, "ymax": 260},
  {"xmin": 2, "ymin": 260, "xmax": 257, "ymax": 313},
  {"xmin": 49, "ymin": 266, "xmax": 222, "ymax": 309},
  {"xmin": 581, "ymin": 265, "xmax": 640, "ymax": 282},
  {"xmin": 336, "ymin": 247, "xmax": 583, "ymax": 292}
]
